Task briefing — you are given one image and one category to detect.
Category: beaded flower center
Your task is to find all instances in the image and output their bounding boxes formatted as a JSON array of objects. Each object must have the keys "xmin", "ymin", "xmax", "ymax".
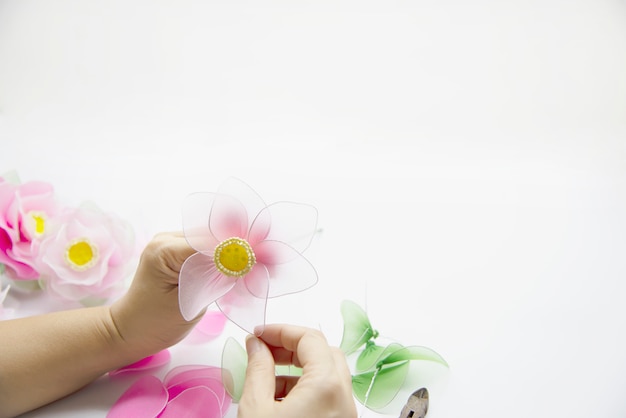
[
  {"xmin": 65, "ymin": 238, "xmax": 99, "ymax": 271},
  {"xmin": 214, "ymin": 237, "xmax": 256, "ymax": 278}
]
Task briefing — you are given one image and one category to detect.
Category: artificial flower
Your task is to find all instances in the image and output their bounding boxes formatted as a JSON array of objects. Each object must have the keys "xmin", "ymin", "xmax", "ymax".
[
  {"xmin": 107, "ymin": 365, "xmax": 231, "ymax": 418},
  {"xmin": 34, "ymin": 203, "xmax": 135, "ymax": 303},
  {"xmin": 185, "ymin": 310, "xmax": 228, "ymax": 344},
  {"xmin": 109, "ymin": 350, "xmax": 172, "ymax": 377},
  {"xmin": 179, "ymin": 178, "xmax": 318, "ymax": 334},
  {"xmin": 0, "ymin": 176, "xmax": 59, "ymax": 280}
]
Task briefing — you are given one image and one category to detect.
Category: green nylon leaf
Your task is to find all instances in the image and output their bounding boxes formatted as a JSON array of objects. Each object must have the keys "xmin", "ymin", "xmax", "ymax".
[
  {"xmin": 352, "ymin": 361, "xmax": 410, "ymax": 410},
  {"xmin": 221, "ymin": 337, "xmax": 247, "ymax": 402},
  {"xmin": 379, "ymin": 345, "xmax": 449, "ymax": 368},
  {"xmin": 275, "ymin": 364, "xmax": 303, "ymax": 377},
  {"xmin": 339, "ymin": 300, "xmax": 377, "ymax": 355},
  {"xmin": 356, "ymin": 342, "xmax": 403, "ymax": 372}
]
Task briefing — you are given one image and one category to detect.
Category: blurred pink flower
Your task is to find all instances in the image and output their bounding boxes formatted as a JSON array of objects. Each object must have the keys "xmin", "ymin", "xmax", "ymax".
[
  {"xmin": 109, "ymin": 350, "xmax": 171, "ymax": 377},
  {"xmin": 179, "ymin": 178, "xmax": 318, "ymax": 335},
  {"xmin": 107, "ymin": 365, "xmax": 231, "ymax": 418},
  {"xmin": 0, "ymin": 177, "xmax": 59, "ymax": 280},
  {"xmin": 35, "ymin": 203, "xmax": 135, "ymax": 303}
]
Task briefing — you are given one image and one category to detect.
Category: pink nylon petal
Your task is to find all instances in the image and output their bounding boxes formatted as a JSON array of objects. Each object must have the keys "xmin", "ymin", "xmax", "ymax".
[
  {"xmin": 109, "ymin": 350, "xmax": 171, "ymax": 377},
  {"xmin": 164, "ymin": 365, "xmax": 223, "ymax": 388},
  {"xmin": 183, "ymin": 193, "xmax": 221, "ymax": 253},
  {"xmin": 218, "ymin": 178, "xmax": 267, "ymax": 231},
  {"xmin": 107, "ymin": 375, "xmax": 168, "ymax": 418},
  {"xmin": 158, "ymin": 386, "xmax": 223, "ymax": 418},
  {"xmin": 178, "ymin": 253, "xmax": 236, "ymax": 321},
  {"xmin": 251, "ymin": 202, "xmax": 318, "ymax": 253},
  {"xmin": 255, "ymin": 240, "xmax": 319, "ymax": 298},
  {"xmin": 241, "ymin": 263, "xmax": 269, "ymax": 299},
  {"xmin": 217, "ymin": 271, "xmax": 269, "ymax": 335},
  {"xmin": 194, "ymin": 310, "xmax": 228, "ymax": 339},
  {"xmin": 209, "ymin": 193, "xmax": 248, "ymax": 242}
]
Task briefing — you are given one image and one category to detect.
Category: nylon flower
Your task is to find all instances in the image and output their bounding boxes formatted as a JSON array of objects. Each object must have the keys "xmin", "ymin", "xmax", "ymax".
[
  {"xmin": 107, "ymin": 365, "xmax": 231, "ymax": 418},
  {"xmin": 179, "ymin": 178, "xmax": 318, "ymax": 334},
  {"xmin": 0, "ymin": 176, "xmax": 59, "ymax": 280},
  {"xmin": 34, "ymin": 203, "xmax": 135, "ymax": 304}
]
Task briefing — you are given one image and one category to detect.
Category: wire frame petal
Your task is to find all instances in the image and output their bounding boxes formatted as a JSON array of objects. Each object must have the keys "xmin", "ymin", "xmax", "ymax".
[
  {"xmin": 164, "ymin": 366, "xmax": 229, "ymax": 411},
  {"xmin": 216, "ymin": 270, "xmax": 269, "ymax": 335},
  {"xmin": 379, "ymin": 345, "xmax": 449, "ymax": 368},
  {"xmin": 106, "ymin": 375, "xmax": 168, "ymax": 418},
  {"xmin": 339, "ymin": 300, "xmax": 376, "ymax": 355},
  {"xmin": 352, "ymin": 361, "xmax": 410, "ymax": 411},
  {"xmin": 249, "ymin": 202, "xmax": 318, "ymax": 252},
  {"xmin": 159, "ymin": 386, "xmax": 223, "ymax": 418},
  {"xmin": 221, "ymin": 337, "xmax": 248, "ymax": 402},
  {"xmin": 254, "ymin": 240, "xmax": 318, "ymax": 298},
  {"xmin": 218, "ymin": 177, "xmax": 267, "ymax": 231},
  {"xmin": 182, "ymin": 192, "xmax": 221, "ymax": 253},
  {"xmin": 178, "ymin": 253, "xmax": 236, "ymax": 321},
  {"xmin": 209, "ymin": 193, "xmax": 249, "ymax": 242}
]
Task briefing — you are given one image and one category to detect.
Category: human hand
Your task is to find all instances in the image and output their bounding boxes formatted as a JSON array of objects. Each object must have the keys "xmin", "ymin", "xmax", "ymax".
[
  {"xmin": 238, "ymin": 324, "xmax": 357, "ymax": 418},
  {"xmin": 109, "ymin": 232, "xmax": 199, "ymax": 356}
]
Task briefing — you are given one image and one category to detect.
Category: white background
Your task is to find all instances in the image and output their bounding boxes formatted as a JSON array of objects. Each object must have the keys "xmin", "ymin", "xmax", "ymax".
[{"xmin": 1, "ymin": 0, "xmax": 626, "ymax": 417}]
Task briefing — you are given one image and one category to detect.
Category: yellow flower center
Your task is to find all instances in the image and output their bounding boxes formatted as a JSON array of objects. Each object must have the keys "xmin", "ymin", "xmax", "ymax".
[
  {"xmin": 27, "ymin": 211, "xmax": 47, "ymax": 237},
  {"xmin": 214, "ymin": 237, "xmax": 255, "ymax": 278},
  {"xmin": 65, "ymin": 238, "xmax": 98, "ymax": 271}
]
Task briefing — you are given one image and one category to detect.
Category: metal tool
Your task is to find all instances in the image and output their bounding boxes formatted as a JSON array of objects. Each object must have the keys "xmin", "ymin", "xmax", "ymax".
[{"xmin": 398, "ymin": 388, "xmax": 429, "ymax": 418}]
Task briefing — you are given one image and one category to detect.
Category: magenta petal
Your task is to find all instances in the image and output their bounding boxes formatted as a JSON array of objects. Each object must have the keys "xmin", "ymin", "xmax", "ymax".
[
  {"xmin": 251, "ymin": 202, "xmax": 318, "ymax": 253},
  {"xmin": 178, "ymin": 253, "xmax": 237, "ymax": 321},
  {"xmin": 255, "ymin": 241, "xmax": 319, "ymax": 298},
  {"xmin": 107, "ymin": 375, "xmax": 168, "ymax": 418},
  {"xmin": 217, "ymin": 271, "xmax": 269, "ymax": 335},
  {"xmin": 159, "ymin": 387, "xmax": 223, "ymax": 418},
  {"xmin": 109, "ymin": 350, "xmax": 171, "ymax": 377},
  {"xmin": 195, "ymin": 310, "xmax": 227, "ymax": 339},
  {"xmin": 183, "ymin": 193, "xmax": 221, "ymax": 253}
]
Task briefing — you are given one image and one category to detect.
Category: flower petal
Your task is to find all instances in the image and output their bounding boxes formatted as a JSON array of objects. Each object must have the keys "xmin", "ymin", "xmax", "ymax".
[
  {"xmin": 217, "ymin": 270, "xmax": 269, "ymax": 335},
  {"xmin": 218, "ymin": 178, "xmax": 266, "ymax": 230},
  {"xmin": 159, "ymin": 386, "xmax": 223, "ymax": 418},
  {"xmin": 249, "ymin": 202, "xmax": 318, "ymax": 253},
  {"xmin": 209, "ymin": 193, "xmax": 249, "ymax": 242},
  {"xmin": 106, "ymin": 375, "xmax": 168, "ymax": 418},
  {"xmin": 109, "ymin": 350, "xmax": 171, "ymax": 377},
  {"xmin": 182, "ymin": 192, "xmax": 222, "ymax": 253},
  {"xmin": 194, "ymin": 310, "xmax": 228, "ymax": 339},
  {"xmin": 178, "ymin": 253, "xmax": 236, "ymax": 321},
  {"xmin": 254, "ymin": 241, "xmax": 318, "ymax": 298}
]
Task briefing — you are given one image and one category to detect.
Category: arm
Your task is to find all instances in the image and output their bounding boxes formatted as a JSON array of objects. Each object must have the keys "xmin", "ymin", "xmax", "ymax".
[{"xmin": 0, "ymin": 232, "xmax": 199, "ymax": 417}]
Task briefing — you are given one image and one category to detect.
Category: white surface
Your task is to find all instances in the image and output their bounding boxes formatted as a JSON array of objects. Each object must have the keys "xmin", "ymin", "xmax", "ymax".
[{"xmin": 1, "ymin": 0, "xmax": 626, "ymax": 417}]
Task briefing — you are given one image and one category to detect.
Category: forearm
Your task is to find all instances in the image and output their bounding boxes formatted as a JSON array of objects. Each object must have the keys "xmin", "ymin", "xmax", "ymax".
[{"xmin": 0, "ymin": 306, "xmax": 144, "ymax": 418}]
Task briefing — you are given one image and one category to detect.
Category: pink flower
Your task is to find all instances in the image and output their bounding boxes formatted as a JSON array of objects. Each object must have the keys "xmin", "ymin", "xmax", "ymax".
[
  {"xmin": 109, "ymin": 350, "xmax": 172, "ymax": 377},
  {"xmin": 107, "ymin": 365, "xmax": 231, "ymax": 418},
  {"xmin": 179, "ymin": 178, "xmax": 318, "ymax": 334},
  {"xmin": 0, "ymin": 177, "xmax": 59, "ymax": 280},
  {"xmin": 35, "ymin": 203, "xmax": 135, "ymax": 303}
]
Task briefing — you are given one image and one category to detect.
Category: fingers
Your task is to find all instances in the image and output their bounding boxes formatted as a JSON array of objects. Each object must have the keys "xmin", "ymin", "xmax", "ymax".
[
  {"xmin": 240, "ymin": 335, "xmax": 276, "ymax": 408},
  {"xmin": 258, "ymin": 324, "xmax": 335, "ymax": 372}
]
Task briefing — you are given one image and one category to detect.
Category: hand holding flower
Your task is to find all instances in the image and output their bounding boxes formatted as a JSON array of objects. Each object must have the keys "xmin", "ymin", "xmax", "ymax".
[{"xmin": 110, "ymin": 232, "xmax": 201, "ymax": 356}]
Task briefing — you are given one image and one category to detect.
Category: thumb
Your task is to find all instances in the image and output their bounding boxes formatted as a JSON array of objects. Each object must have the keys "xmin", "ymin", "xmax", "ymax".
[{"xmin": 241, "ymin": 335, "xmax": 276, "ymax": 405}]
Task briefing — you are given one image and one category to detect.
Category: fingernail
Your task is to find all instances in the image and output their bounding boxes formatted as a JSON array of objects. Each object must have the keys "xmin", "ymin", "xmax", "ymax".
[{"xmin": 246, "ymin": 335, "xmax": 263, "ymax": 355}]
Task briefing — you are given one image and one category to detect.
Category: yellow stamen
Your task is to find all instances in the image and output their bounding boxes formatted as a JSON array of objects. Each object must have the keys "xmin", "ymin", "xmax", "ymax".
[
  {"xmin": 65, "ymin": 238, "xmax": 98, "ymax": 271},
  {"xmin": 214, "ymin": 237, "xmax": 255, "ymax": 278}
]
